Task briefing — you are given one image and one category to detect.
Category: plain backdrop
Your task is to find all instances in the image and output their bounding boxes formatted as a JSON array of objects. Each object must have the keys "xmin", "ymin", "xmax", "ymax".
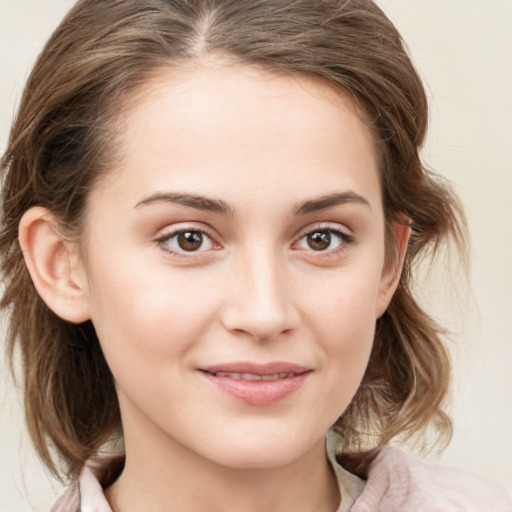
[{"xmin": 1, "ymin": 1, "xmax": 511, "ymax": 510}]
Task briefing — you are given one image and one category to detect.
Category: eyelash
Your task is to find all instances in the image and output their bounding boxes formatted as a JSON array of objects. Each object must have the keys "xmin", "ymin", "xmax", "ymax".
[
  {"xmin": 293, "ymin": 225, "xmax": 355, "ymax": 257},
  {"xmin": 155, "ymin": 224, "xmax": 355, "ymax": 258},
  {"xmin": 155, "ymin": 225, "xmax": 220, "ymax": 258}
]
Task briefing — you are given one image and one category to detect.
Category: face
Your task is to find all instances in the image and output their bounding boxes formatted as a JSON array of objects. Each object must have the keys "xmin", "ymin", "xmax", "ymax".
[{"xmin": 77, "ymin": 63, "xmax": 401, "ymax": 470}]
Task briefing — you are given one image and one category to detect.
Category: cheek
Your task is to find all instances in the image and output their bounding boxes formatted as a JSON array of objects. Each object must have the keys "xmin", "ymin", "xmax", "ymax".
[
  {"xmin": 303, "ymin": 285, "xmax": 377, "ymax": 426},
  {"xmin": 85, "ymin": 260, "xmax": 222, "ymax": 378},
  {"xmin": 318, "ymin": 288, "xmax": 377, "ymax": 377},
  {"xmin": 304, "ymin": 261, "xmax": 383, "ymax": 340},
  {"xmin": 87, "ymin": 276, "xmax": 224, "ymax": 426},
  {"xmin": 300, "ymin": 256, "xmax": 383, "ymax": 394}
]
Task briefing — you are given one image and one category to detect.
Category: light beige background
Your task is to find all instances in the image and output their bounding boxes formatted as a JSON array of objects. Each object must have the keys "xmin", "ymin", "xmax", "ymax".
[{"xmin": 1, "ymin": 1, "xmax": 511, "ymax": 510}]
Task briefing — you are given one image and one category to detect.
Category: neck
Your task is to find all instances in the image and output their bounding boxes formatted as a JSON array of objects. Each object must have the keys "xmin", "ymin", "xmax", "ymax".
[{"xmin": 105, "ymin": 410, "xmax": 339, "ymax": 512}]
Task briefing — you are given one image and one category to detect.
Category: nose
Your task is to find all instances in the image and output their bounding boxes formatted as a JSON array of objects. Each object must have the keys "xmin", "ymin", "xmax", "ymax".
[{"xmin": 221, "ymin": 246, "xmax": 300, "ymax": 341}]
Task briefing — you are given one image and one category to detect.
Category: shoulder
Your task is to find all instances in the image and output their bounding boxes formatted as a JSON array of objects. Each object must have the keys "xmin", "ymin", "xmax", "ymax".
[
  {"xmin": 348, "ymin": 446, "xmax": 512, "ymax": 512},
  {"xmin": 49, "ymin": 483, "xmax": 80, "ymax": 512},
  {"xmin": 50, "ymin": 454, "xmax": 122, "ymax": 512}
]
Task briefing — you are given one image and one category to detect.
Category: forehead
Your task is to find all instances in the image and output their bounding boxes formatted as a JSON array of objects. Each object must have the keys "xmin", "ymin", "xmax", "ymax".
[{"xmin": 93, "ymin": 62, "xmax": 381, "ymax": 215}]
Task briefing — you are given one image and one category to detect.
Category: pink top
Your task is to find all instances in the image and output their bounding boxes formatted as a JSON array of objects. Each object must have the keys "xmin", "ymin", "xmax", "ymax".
[{"xmin": 50, "ymin": 444, "xmax": 512, "ymax": 512}]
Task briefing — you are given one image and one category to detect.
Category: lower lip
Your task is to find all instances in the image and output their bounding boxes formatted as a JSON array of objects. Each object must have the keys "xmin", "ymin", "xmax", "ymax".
[{"xmin": 201, "ymin": 372, "xmax": 310, "ymax": 406}]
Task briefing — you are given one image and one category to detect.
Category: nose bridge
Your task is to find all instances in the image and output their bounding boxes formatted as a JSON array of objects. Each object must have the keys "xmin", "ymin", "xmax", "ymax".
[{"xmin": 222, "ymin": 241, "xmax": 299, "ymax": 340}]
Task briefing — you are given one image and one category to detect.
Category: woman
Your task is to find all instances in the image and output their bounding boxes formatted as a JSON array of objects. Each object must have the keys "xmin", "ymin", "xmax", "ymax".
[{"xmin": 1, "ymin": 1, "xmax": 510, "ymax": 511}]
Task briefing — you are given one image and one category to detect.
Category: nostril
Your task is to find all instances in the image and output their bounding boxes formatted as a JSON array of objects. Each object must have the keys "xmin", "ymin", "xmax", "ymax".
[{"xmin": 220, "ymin": 304, "xmax": 300, "ymax": 341}]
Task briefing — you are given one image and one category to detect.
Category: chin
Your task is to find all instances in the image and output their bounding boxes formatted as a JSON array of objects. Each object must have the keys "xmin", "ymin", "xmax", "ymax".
[
  {"xmin": 201, "ymin": 428, "xmax": 324, "ymax": 470},
  {"xmin": 215, "ymin": 450, "xmax": 302, "ymax": 471}
]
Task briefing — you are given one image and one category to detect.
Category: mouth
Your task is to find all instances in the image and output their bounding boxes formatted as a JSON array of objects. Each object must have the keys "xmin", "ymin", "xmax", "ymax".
[
  {"xmin": 199, "ymin": 362, "xmax": 312, "ymax": 405},
  {"xmin": 204, "ymin": 371, "xmax": 300, "ymax": 381}
]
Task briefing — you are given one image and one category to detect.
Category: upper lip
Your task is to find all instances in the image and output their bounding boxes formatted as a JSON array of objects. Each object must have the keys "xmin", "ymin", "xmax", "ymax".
[{"xmin": 200, "ymin": 361, "xmax": 311, "ymax": 376}]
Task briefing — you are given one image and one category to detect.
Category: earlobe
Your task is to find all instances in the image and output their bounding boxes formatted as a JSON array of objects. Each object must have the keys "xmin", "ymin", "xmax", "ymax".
[
  {"xmin": 19, "ymin": 207, "xmax": 91, "ymax": 323},
  {"xmin": 376, "ymin": 221, "xmax": 411, "ymax": 318}
]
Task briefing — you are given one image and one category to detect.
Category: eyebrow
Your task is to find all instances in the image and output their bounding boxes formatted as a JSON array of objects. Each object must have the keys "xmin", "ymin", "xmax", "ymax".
[
  {"xmin": 135, "ymin": 192, "xmax": 235, "ymax": 215},
  {"xmin": 135, "ymin": 190, "xmax": 370, "ymax": 216},
  {"xmin": 294, "ymin": 192, "xmax": 371, "ymax": 215}
]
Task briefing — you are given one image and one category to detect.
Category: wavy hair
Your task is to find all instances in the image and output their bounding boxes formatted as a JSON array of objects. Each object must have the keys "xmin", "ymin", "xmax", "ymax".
[{"xmin": 1, "ymin": 0, "xmax": 467, "ymax": 480}]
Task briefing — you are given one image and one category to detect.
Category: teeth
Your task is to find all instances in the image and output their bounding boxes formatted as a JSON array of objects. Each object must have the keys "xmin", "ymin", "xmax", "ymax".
[
  {"xmin": 212, "ymin": 371, "xmax": 295, "ymax": 380},
  {"xmin": 241, "ymin": 373, "xmax": 261, "ymax": 381}
]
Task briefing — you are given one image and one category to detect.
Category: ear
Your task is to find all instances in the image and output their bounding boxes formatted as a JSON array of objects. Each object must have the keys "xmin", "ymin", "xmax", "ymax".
[
  {"xmin": 19, "ymin": 207, "xmax": 91, "ymax": 323},
  {"xmin": 376, "ymin": 220, "xmax": 411, "ymax": 318}
]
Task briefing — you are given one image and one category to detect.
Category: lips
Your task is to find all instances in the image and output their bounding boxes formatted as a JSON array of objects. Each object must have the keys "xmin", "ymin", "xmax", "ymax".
[
  {"xmin": 199, "ymin": 362, "xmax": 312, "ymax": 405},
  {"xmin": 209, "ymin": 371, "xmax": 297, "ymax": 381}
]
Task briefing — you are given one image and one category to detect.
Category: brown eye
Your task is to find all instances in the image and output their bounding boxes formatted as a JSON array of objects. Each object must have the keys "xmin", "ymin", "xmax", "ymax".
[
  {"xmin": 160, "ymin": 229, "xmax": 215, "ymax": 254},
  {"xmin": 296, "ymin": 227, "xmax": 353, "ymax": 254},
  {"xmin": 177, "ymin": 231, "xmax": 204, "ymax": 251},
  {"xmin": 306, "ymin": 231, "xmax": 332, "ymax": 251}
]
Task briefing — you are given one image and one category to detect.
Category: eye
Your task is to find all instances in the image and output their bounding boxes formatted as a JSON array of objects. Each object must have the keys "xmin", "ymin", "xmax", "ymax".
[
  {"xmin": 295, "ymin": 227, "xmax": 353, "ymax": 252},
  {"xmin": 158, "ymin": 229, "xmax": 215, "ymax": 254}
]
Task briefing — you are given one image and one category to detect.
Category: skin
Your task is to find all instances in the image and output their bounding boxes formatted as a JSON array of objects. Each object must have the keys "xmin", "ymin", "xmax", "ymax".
[{"xmin": 20, "ymin": 62, "xmax": 408, "ymax": 512}]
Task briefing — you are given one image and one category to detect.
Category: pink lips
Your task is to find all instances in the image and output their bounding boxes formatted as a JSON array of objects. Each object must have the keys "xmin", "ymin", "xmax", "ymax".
[{"xmin": 199, "ymin": 362, "xmax": 311, "ymax": 406}]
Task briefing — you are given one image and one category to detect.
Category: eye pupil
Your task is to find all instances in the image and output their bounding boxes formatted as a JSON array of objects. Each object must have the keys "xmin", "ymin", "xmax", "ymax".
[
  {"xmin": 307, "ymin": 231, "xmax": 331, "ymax": 251},
  {"xmin": 178, "ymin": 231, "xmax": 203, "ymax": 251}
]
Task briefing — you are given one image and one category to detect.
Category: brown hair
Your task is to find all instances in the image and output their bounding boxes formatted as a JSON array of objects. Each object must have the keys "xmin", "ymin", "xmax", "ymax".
[{"xmin": 1, "ymin": 0, "xmax": 466, "ymax": 480}]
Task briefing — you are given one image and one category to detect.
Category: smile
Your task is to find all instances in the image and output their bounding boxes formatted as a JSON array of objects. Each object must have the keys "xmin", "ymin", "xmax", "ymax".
[
  {"xmin": 199, "ymin": 362, "xmax": 312, "ymax": 406},
  {"xmin": 206, "ymin": 371, "xmax": 298, "ymax": 381}
]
